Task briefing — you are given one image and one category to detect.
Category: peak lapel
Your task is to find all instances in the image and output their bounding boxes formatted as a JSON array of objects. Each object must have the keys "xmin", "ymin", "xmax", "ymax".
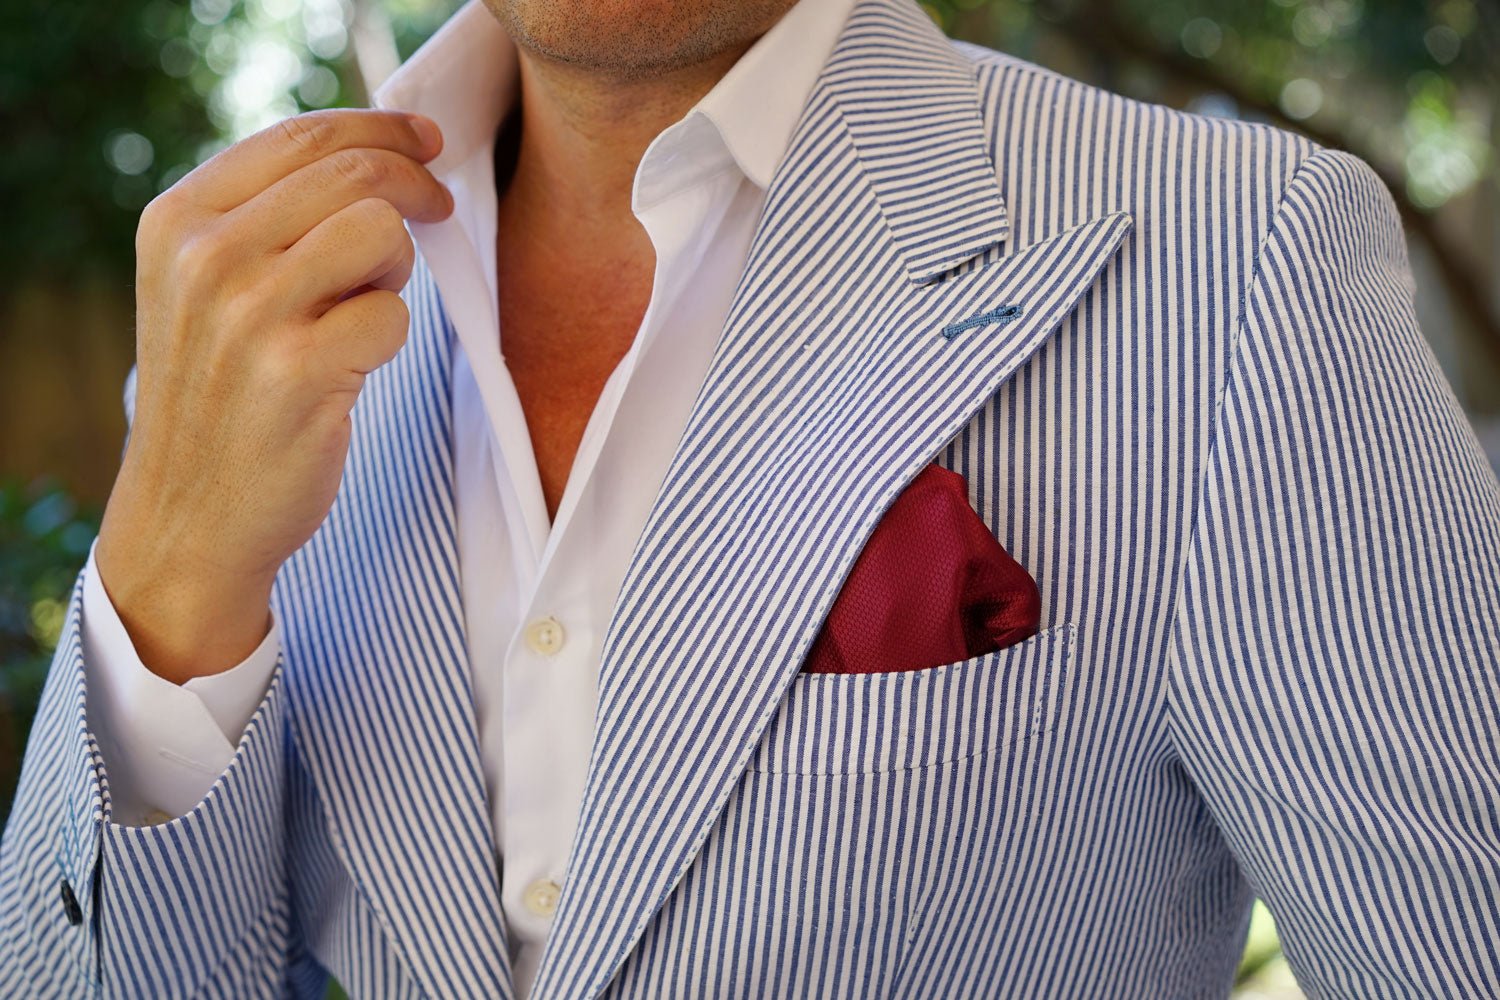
[
  {"xmin": 825, "ymin": 0, "xmax": 1011, "ymax": 283},
  {"xmin": 277, "ymin": 254, "xmax": 514, "ymax": 1000},
  {"xmin": 529, "ymin": 1, "xmax": 1133, "ymax": 997}
]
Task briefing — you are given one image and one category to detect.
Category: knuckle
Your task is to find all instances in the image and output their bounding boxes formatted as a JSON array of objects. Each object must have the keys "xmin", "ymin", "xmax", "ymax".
[
  {"xmin": 360, "ymin": 196, "xmax": 405, "ymax": 234},
  {"xmin": 172, "ymin": 234, "xmax": 216, "ymax": 287},
  {"xmin": 175, "ymin": 228, "xmax": 237, "ymax": 287},
  {"xmin": 136, "ymin": 193, "xmax": 174, "ymax": 242},
  {"xmin": 379, "ymin": 211, "xmax": 413, "ymax": 251},
  {"xmin": 217, "ymin": 288, "xmax": 264, "ymax": 334},
  {"xmin": 381, "ymin": 292, "xmax": 411, "ymax": 331},
  {"xmin": 378, "ymin": 299, "xmax": 412, "ymax": 356},
  {"xmin": 363, "ymin": 291, "xmax": 410, "ymax": 340},
  {"xmin": 329, "ymin": 149, "xmax": 387, "ymax": 190},
  {"xmin": 348, "ymin": 199, "xmax": 410, "ymax": 261},
  {"xmin": 136, "ymin": 191, "xmax": 197, "ymax": 257},
  {"xmin": 274, "ymin": 112, "xmax": 336, "ymax": 158}
]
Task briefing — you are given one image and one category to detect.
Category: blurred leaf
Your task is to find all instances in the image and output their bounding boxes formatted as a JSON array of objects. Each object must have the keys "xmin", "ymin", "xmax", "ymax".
[{"xmin": 0, "ymin": 479, "xmax": 100, "ymax": 824}]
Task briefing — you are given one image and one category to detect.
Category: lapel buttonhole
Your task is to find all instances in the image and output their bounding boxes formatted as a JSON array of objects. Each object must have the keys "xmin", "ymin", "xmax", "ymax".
[{"xmin": 941, "ymin": 304, "xmax": 1024, "ymax": 340}]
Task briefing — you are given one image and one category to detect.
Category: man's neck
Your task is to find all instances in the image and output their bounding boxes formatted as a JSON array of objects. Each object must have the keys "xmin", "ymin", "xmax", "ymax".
[{"xmin": 498, "ymin": 46, "xmax": 750, "ymax": 247}]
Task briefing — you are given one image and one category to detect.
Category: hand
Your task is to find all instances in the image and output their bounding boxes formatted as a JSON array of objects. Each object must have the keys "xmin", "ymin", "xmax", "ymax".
[{"xmin": 95, "ymin": 109, "xmax": 454, "ymax": 684}]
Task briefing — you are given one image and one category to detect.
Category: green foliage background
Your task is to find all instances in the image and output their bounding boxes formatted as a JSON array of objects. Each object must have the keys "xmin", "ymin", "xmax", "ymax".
[
  {"xmin": 0, "ymin": 2, "xmax": 1494, "ymax": 996},
  {"xmin": 0, "ymin": 484, "xmax": 98, "ymax": 824}
]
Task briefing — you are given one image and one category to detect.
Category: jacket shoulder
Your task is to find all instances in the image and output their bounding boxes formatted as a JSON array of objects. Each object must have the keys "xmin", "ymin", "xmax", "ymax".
[
  {"xmin": 955, "ymin": 38, "xmax": 1321, "ymax": 164},
  {"xmin": 949, "ymin": 38, "xmax": 1328, "ymax": 243}
]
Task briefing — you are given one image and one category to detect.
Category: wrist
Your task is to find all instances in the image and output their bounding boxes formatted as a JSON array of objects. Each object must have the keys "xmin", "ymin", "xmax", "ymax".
[{"xmin": 94, "ymin": 523, "xmax": 276, "ymax": 685}]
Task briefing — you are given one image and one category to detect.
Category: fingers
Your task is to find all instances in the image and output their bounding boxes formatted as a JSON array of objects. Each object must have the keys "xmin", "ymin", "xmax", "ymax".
[
  {"xmin": 311, "ymin": 288, "xmax": 411, "ymax": 375},
  {"xmin": 228, "ymin": 147, "xmax": 453, "ymax": 251},
  {"xmin": 176, "ymin": 108, "xmax": 443, "ymax": 213},
  {"xmin": 281, "ymin": 197, "xmax": 417, "ymax": 310}
]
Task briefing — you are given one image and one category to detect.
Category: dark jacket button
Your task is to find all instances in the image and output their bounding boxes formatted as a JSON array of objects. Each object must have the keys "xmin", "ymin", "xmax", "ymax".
[{"xmin": 59, "ymin": 878, "xmax": 82, "ymax": 926}]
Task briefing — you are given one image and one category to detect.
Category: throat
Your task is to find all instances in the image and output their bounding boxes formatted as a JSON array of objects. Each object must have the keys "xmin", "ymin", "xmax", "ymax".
[
  {"xmin": 495, "ymin": 221, "xmax": 655, "ymax": 524},
  {"xmin": 491, "ymin": 91, "xmax": 657, "ymax": 525}
]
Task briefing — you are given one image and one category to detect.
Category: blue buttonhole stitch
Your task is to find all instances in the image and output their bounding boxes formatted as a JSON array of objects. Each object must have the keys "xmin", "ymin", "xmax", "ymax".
[{"xmin": 941, "ymin": 304, "xmax": 1023, "ymax": 340}]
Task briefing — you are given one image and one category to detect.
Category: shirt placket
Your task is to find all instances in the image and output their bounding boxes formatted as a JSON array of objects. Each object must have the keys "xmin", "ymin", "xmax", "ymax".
[{"xmin": 491, "ymin": 121, "xmax": 744, "ymax": 966}]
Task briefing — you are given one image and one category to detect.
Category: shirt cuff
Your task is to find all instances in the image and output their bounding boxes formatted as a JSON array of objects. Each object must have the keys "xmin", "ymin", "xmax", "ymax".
[{"xmin": 80, "ymin": 541, "xmax": 280, "ymax": 824}]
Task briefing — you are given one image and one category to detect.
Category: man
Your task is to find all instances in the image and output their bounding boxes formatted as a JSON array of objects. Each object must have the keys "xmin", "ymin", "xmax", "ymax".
[{"xmin": 4, "ymin": 0, "xmax": 1498, "ymax": 995}]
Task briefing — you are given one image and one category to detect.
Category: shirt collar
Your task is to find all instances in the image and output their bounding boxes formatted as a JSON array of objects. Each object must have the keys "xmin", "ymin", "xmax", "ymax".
[
  {"xmin": 694, "ymin": 0, "xmax": 857, "ymax": 189},
  {"xmin": 370, "ymin": 0, "xmax": 517, "ymax": 179},
  {"xmin": 371, "ymin": 0, "xmax": 856, "ymax": 194}
]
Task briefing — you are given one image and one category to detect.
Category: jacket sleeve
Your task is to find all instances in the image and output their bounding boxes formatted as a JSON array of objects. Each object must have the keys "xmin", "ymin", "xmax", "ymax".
[
  {"xmin": 1165, "ymin": 146, "xmax": 1500, "ymax": 996},
  {"xmin": 1, "ymin": 506, "xmax": 294, "ymax": 997}
]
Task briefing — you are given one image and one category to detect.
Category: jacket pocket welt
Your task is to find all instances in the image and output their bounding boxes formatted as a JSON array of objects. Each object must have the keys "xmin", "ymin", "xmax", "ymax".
[{"xmin": 747, "ymin": 622, "xmax": 1074, "ymax": 776}]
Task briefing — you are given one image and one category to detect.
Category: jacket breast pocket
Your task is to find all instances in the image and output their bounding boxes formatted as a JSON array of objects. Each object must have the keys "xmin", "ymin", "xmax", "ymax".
[
  {"xmin": 747, "ymin": 623, "xmax": 1074, "ymax": 776},
  {"xmin": 635, "ymin": 625, "xmax": 1079, "ymax": 998}
]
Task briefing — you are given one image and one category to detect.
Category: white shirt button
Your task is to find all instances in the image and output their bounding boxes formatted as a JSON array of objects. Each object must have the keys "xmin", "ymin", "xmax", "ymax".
[
  {"xmin": 522, "ymin": 878, "xmax": 562, "ymax": 917},
  {"xmin": 524, "ymin": 616, "xmax": 566, "ymax": 656}
]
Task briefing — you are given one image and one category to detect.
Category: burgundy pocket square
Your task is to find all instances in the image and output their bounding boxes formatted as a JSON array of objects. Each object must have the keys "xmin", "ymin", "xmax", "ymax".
[{"xmin": 801, "ymin": 463, "xmax": 1040, "ymax": 675}]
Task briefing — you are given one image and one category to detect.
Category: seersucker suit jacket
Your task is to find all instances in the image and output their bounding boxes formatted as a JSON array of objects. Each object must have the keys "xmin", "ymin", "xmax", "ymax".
[{"xmin": 5, "ymin": 0, "xmax": 1499, "ymax": 996}]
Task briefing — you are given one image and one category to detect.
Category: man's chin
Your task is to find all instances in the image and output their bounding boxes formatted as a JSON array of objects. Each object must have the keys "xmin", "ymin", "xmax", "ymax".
[{"xmin": 482, "ymin": 0, "xmax": 789, "ymax": 81}]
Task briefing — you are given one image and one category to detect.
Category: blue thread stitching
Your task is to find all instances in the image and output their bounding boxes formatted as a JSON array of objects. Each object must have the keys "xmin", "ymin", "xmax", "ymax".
[{"xmin": 941, "ymin": 304, "xmax": 1023, "ymax": 339}]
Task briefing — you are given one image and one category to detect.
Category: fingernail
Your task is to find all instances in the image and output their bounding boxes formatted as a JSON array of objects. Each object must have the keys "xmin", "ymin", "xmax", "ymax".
[{"xmin": 407, "ymin": 114, "xmax": 441, "ymax": 155}]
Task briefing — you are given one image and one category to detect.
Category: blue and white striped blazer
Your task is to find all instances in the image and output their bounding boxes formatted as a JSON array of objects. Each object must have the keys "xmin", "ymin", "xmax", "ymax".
[{"xmin": 5, "ymin": 0, "xmax": 1499, "ymax": 996}]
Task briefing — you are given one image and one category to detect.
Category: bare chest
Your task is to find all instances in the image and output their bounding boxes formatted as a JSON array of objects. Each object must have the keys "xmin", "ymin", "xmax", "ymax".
[{"xmin": 498, "ymin": 264, "xmax": 651, "ymax": 520}]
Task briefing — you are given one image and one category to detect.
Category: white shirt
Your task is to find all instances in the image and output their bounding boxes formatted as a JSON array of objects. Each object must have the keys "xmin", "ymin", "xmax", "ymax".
[{"xmin": 79, "ymin": 0, "xmax": 856, "ymax": 993}]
